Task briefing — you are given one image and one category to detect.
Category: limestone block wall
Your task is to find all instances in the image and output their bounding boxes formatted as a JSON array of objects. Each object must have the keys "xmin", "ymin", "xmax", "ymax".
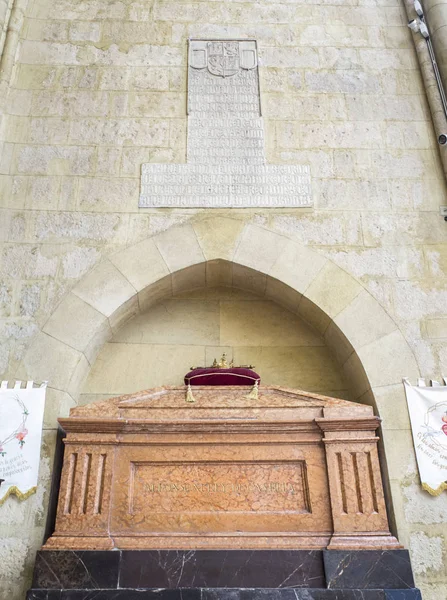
[{"xmin": 0, "ymin": 0, "xmax": 446, "ymax": 598}]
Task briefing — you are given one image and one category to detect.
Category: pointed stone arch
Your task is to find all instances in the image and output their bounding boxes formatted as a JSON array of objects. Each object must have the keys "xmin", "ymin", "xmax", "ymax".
[
  {"xmin": 15, "ymin": 217, "xmax": 420, "ymax": 540},
  {"xmin": 17, "ymin": 217, "xmax": 419, "ymax": 402}
]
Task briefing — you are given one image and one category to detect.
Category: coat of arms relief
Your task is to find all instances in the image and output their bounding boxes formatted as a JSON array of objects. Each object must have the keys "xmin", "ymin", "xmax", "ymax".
[{"xmin": 189, "ymin": 40, "xmax": 257, "ymax": 77}]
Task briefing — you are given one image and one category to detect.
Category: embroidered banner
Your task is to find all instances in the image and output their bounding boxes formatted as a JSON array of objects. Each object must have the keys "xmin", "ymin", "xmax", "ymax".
[
  {"xmin": 403, "ymin": 378, "xmax": 447, "ymax": 496},
  {"xmin": 0, "ymin": 381, "xmax": 47, "ymax": 505}
]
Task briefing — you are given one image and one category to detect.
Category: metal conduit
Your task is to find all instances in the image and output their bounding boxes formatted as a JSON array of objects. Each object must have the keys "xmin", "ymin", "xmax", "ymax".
[
  {"xmin": 404, "ymin": 0, "xmax": 447, "ymax": 183},
  {"xmin": 426, "ymin": 34, "xmax": 447, "ymax": 118}
]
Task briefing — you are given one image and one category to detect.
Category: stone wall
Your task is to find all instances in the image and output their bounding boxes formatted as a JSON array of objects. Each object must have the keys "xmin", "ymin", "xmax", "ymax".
[
  {"xmin": 80, "ymin": 286, "xmax": 349, "ymax": 404},
  {"xmin": 0, "ymin": 0, "xmax": 447, "ymax": 598}
]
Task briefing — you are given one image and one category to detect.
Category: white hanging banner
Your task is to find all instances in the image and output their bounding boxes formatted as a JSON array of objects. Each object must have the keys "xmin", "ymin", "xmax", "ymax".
[
  {"xmin": 0, "ymin": 381, "xmax": 47, "ymax": 505},
  {"xmin": 403, "ymin": 378, "xmax": 447, "ymax": 496}
]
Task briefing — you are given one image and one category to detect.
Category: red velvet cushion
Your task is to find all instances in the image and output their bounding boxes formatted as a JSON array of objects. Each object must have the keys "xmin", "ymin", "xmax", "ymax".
[{"xmin": 184, "ymin": 367, "xmax": 260, "ymax": 386}]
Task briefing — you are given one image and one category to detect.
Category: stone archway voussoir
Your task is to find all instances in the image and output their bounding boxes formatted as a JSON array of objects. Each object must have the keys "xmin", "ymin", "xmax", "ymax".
[
  {"xmin": 42, "ymin": 292, "xmax": 112, "ymax": 365},
  {"xmin": 72, "ymin": 259, "xmax": 137, "ymax": 319},
  {"xmin": 357, "ymin": 330, "xmax": 420, "ymax": 389},
  {"xmin": 233, "ymin": 224, "xmax": 290, "ymax": 274},
  {"xmin": 304, "ymin": 261, "xmax": 364, "ymax": 321},
  {"xmin": 269, "ymin": 239, "xmax": 328, "ymax": 296},
  {"xmin": 16, "ymin": 331, "xmax": 90, "ymax": 399},
  {"xmin": 371, "ymin": 384, "xmax": 413, "ymax": 431},
  {"xmin": 43, "ymin": 387, "xmax": 77, "ymax": 428},
  {"xmin": 333, "ymin": 289, "xmax": 399, "ymax": 353},
  {"xmin": 153, "ymin": 223, "xmax": 205, "ymax": 272},
  {"xmin": 110, "ymin": 237, "xmax": 170, "ymax": 293},
  {"xmin": 192, "ymin": 216, "xmax": 246, "ymax": 262}
]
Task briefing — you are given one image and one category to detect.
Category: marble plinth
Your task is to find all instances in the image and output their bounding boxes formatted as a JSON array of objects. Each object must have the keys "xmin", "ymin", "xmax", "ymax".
[
  {"xmin": 43, "ymin": 386, "xmax": 400, "ymax": 552},
  {"xmin": 27, "ymin": 550, "xmax": 421, "ymax": 600},
  {"xmin": 324, "ymin": 550, "xmax": 415, "ymax": 589},
  {"xmin": 27, "ymin": 590, "xmax": 423, "ymax": 600}
]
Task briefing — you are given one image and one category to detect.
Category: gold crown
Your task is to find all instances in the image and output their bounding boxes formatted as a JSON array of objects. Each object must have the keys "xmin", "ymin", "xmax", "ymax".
[{"xmin": 190, "ymin": 353, "xmax": 255, "ymax": 370}]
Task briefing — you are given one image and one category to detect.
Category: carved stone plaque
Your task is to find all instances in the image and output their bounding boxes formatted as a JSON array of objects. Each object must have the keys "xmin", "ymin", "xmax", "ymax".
[
  {"xmin": 139, "ymin": 40, "xmax": 312, "ymax": 208},
  {"xmin": 129, "ymin": 461, "xmax": 311, "ymax": 527}
]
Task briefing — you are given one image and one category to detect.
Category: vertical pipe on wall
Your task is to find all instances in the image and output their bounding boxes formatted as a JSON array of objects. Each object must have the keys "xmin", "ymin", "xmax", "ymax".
[
  {"xmin": 0, "ymin": 0, "xmax": 28, "ymax": 106},
  {"xmin": 424, "ymin": 0, "xmax": 447, "ymax": 92},
  {"xmin": 0, "ymin": 0, "xmax": 15, "ymax": 61},
  {"xmin": 0, "ymin": 0, "xmax": 28, "ymax": 170},
  {"xmin": 403, "ymin": 0, "xmax": 447, "ymax": 180}
]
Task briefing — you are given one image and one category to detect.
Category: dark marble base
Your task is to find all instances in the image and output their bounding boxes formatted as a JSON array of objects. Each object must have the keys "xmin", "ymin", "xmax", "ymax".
[
  {"xmin": 32, "ymin": 551, "xmax": 120, "ymax": 589},
  {"xmin": 32, "ymin": 550, "xmax": 325, "ymax": 590},
  {"xmin": 27, "ymin": 589, "xmax": 422, "ymax": 600},
  {"xmin": 27, "ymin": 550, "xmax": 421, "ymax": 600},
  {"xmin": 324, "ymin": 551, "xmax": 415, "ymax": 590}
]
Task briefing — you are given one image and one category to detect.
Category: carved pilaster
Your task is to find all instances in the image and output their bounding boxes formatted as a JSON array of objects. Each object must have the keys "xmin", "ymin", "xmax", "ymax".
[
  {"xmin": 44, "ymin": 442, "xmax": 114, "ymax": 549},
  {"xmin": 316, "ymin": 416, "xmax": 401, "ymax": 550}
]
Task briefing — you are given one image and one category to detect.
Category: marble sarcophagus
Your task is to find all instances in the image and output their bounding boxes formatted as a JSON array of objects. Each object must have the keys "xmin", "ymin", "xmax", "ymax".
[{"xmin": 44, "ymin": 385, "xmax": 400, "ymax": 551}]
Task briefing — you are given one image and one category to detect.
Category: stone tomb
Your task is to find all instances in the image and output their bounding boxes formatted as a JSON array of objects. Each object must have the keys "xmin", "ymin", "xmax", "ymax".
[
  {"xmin": 139, "ymin": 40, "xmax": 312, "ymax": 208},
  {"xmin": 44, "ymin": 385, "xmax": 399, "ymax": 551},
  {"xmin": 30, "ymin": 386, "xmax": 422, "ymax": 599}
]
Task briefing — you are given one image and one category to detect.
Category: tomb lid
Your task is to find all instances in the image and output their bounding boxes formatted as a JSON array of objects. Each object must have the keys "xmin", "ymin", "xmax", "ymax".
[{"xmin": 66, "ymin": 386, "xmax": 373, "ymax": 424}]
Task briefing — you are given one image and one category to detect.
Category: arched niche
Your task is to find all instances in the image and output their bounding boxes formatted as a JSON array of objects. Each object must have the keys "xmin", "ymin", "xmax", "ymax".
[
  {"xmin": 15, "ymin": 218, "xmax": 421, "ymax": 543},
  {"xmin": 80, "ymin": 284, "xmax": 351, "ymax": 406}
]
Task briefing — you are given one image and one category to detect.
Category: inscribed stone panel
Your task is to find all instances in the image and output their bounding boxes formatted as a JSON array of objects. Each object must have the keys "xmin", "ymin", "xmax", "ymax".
[{"xmin": 139, "ymin": 40, "xmax": 312, "ymax": 208}]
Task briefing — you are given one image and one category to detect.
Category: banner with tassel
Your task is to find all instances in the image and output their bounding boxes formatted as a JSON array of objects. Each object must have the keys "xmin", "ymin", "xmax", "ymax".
[
  {"xmin": 403, "ymin": 377, "xmax": 447, "ymax": 496},
  {"xmin": 0, "ymin": 381, "xmax": 47, "ymax": 505}
]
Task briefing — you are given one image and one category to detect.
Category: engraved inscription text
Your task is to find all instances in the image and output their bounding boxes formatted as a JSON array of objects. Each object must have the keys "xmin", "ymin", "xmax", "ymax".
[
  {"xmin": 139, "ymin": 39, "xmax": 312, "ymax": 208},
  {"xmin": 130, "ymin": 461, "xmax": 311, "ymax": 515}
]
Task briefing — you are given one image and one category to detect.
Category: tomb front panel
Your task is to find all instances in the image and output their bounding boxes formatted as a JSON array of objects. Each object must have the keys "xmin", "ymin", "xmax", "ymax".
[{"xmin": 109, "ymin": 438, "xmax": 332, "ymax": 547}]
